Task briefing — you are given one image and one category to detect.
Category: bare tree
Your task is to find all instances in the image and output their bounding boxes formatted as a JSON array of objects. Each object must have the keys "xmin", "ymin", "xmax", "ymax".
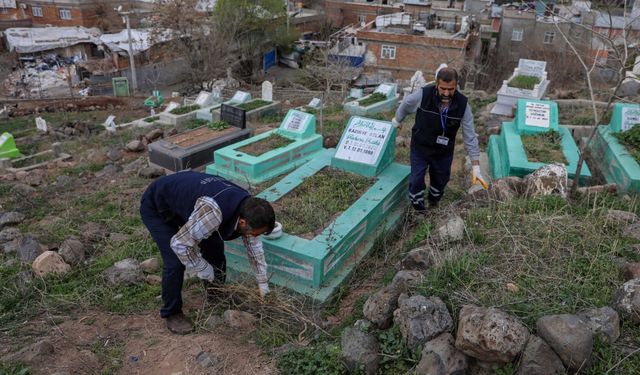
[{"xmin": 297, "ymin": 47, "xmax": 362, "ymax": 100}]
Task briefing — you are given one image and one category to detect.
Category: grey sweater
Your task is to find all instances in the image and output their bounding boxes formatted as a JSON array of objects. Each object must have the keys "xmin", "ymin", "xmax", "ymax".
[{"xmin": 394, "ymin": 89, "xmax": 481, "ymax": 161}]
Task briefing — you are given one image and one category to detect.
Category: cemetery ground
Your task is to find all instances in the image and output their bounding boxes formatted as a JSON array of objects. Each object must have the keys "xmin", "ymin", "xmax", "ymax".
[{"xmin": 1, "ymin": 97, "xmax": 640, "ymax": 374}]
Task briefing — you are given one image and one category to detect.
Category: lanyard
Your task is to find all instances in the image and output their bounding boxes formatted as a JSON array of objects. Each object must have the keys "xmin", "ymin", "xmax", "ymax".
[{"xmin": 439, "ymin": 107, "xmax": 448, "ymax": 135}]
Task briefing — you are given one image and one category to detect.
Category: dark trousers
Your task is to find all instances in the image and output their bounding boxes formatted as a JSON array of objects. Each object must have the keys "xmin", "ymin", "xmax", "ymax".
[
  {"xmin": 409, "ymin": 147, "xmax": 454, "ymax": 210},
  {"xmin": 140, "ymin": 195, "xmax": 226, "ymax": 318}
]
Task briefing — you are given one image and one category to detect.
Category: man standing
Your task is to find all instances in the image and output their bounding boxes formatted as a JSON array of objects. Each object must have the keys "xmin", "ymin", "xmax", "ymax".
[
  {"xmin": 140, "ymin": 172, "xmax": 275, "ymax": 334},
  {"xmin": 392, "ymin": 67, "xmax": 487, "ymax": 212}
]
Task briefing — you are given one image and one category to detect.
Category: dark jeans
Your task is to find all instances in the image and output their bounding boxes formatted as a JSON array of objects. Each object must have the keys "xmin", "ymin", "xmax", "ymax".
[
  {"xmin": 140, "ymin": 193, "xmax": 226, "ymax": 318},
  {"xmin": 409, "ymin": 147, "xmax": 454, "ymax": 210}
]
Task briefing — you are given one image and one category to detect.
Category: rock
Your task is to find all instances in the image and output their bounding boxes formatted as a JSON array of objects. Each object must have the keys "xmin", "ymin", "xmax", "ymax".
[
  {"xmin": 341, "ymin": 327, "xmax": 379, "ymax": 375},
  {"xmin": 123, "ymin": 157, "xmax": 147, "ymax": 174},
  {"xmin": 105, "ymin": 147, "xmax": 123, "ymax": 162},
  {"xmin": 614, "ymin": 278, "xmax": 640, "ymax": 323},
  {"xmin": 0, "ymin": 211, "xmax": 26, "ymax": 227},
  {"xmin": 516, "ymin": 335, "xmax": 565, "ymax": 375},
  {"xmin": 145, "ymin": 129, "xmax": 164, "ymax": 142},
  {"xmin": 103, "ymin": 258, "xmax": 143, "ymax": 286},
  {"xmin": 396, "ymin": 246, "xmax": 431, "ymax": 271},
  {"xmin": 396, "ymin": 136, "xmax": 408, "ymax": 147},
  {"xmin": 138, "ymin": 166, "xmax": 165, "ymax": 179},
  {"xmin": 21, "ymin": 169, "xmax": 46, "ymax": 186},
  {"xmin": 223, "ymin": 310, "xmax": 257, "ymax": 329},
  {"xmin": 606, "ymin": 209, "xmax": 638, "ymax": 224},
  {"xmin": 505, "ymin": 283, "xmax": 519, "ymax": 293},
  {"xmin": 55, "ymin": 175, "xmax": 75, "ymax": 189},
  {"xmin": 363, "ymin": 284, "xmax": 404, "ymax": 329},
  {"xmin": 8, "ymin": 339, "xmax": 54, "ymax": 363},
  {"xmin": 125, "ymin": 140, "xmax": 145, "ymax": 152},
  {"xmin": 577, "ymin": 307, "xmax": 620, "ymax": 344},
  {"xmin": 77, "ymin": 349, "xmax": 100, "ymax": 371},
  {"xmin": 18, "ymin": 235, "xmax": 42, "ymax": 263},
  {"xmin": 354, "ymin": 319, "xmax": 372, "ymax": 332},
  {"xmin": 391, "ymin": 270, "xmax": 425, "ymax": 289},
  {"xmin": 109, "ymin": 232, "xmax": 130, "ymax": 242},
  {"xmin": 435, "ymin": 215, "xmax": 465, "ymax": 242},
  {"xmin": 393, "ymin": 294, "xmax": 453, "ymax": 351},
  {"xmin": 32, "ymin": 251, "xmax": 71, "ymax": 277},
  {"xmin": 80, "ymin": 222, "xmax": 109, "ymax": 242},
  {"xmin": 624, "ymin": 221, "xmax": 640, "ymax": 241},
  {"xmin": 58, "ymin": 237, "xmax": 85, "ymax": 265},
  {"xmin": 0, "ymin": 226, "xmax": 22, "ymax": 244},
  {"xmin": 84, "ymin": 149, "xmax": 107, "ymax": 164},
  {"xmin": 140, "ymin": 257, "xmax": 160, "ymax": 273},
  {"xmin": 523, "ymin": 164, "xmax": 568, "ymax": 198},
  {"xmin": 195, "ymin": 351, "xmax": 218, "ymax": 368},
  {"xmin": 466, "ymin": 184, "xmax": 489, "ymax": 201},
  {"xmin": 96, "ymin": 163, "xmax": 121, "ymax": 177},
  {"xmin": 2, "ymin": 238, "xmax": 20, "ymax": 254},
  {"xmin": 10, "ymin": 183, "xmax": 36, "ymax": 196},
  {"xmin": 415, "ymin": 333, "xmax": 468, "ymax": 375},
  {"xmin": 455, "ymin": 305, "xmax": 529, "ymax": 363},
  {"xmin": 204, "ymin": 314, "xmax": 224, "ymax": 330},
  {"xmin": 490, "ymin": 178, "xmax": 517, "ymax": 202},
  {"xmin": 536, "ymin": 314, "xmax": 593, "ymax": 371},
  {"xmin": 15, "ymin": 270, "xmax": 34, "ymax": 295},
  {"xmin": 623, "ymin": 262, "xmax": 640, "ymax": 281},
  {"xmin": 323, "ymin": 136, "xmax": 338, "ymax": 148},
  {"xmin": 145, "ymin": 274, "xmax": 162, "ymax": 285}
]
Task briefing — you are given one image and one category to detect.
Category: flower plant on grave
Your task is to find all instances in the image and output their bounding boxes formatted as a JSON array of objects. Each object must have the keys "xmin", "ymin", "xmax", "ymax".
[
  {"xmin": 170, "ymin": 104, "xmax": 201, "ymax": 115},
  {"xmin": 358, "ymin": 92, "xmax": 387, "ymax": 107},
  {"xmin": 614, "ymin": 124, "xmax": 640, "ymax": 163},
  {"xmin": 521, "ymin": 130, "xmax": 568, "ymax": 165},
  {"xmin": 237, "ymin": 100, "xmax": 272, "ymax": 111}
]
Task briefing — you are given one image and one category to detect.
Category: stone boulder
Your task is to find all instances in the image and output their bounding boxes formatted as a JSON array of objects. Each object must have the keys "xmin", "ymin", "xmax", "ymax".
[
  {"xmin": 536, "ymin": 314, "xmax": 593, "ymax": 371},
  {"xmin": 489, "ymin": 178, "xmax": 518, "ymax": 202},
  {"xmin": 140, "ymin": 257, "xmax": 160, "ymax": 273},
  {"xmin": 363, "ymin": 283, "xmax": 405, "ymax": 329},
  {"xmin": 125, "ymin": 140, "xmax": 145, "ymax": 152},
  {"xmin": 32, "ymin": 251, "xmax": 71, "ymax": 277},
  {"xmin": 18, "ymin": 235, "xmax": 42, "ymax": 263},
  {"xmin": 391, "ymin": 270, "xmax": 425, "ymax": 290},
  {"xmin": 396, "ymin": 246, "xmax": 431, "ymax": 271},
  {"xmin": 138, "ymin": 166, "xmax": 165, "ymax": 179},
  {"xmin": 58, "ymin": 237, "xmax": 85, "ymax": 266},
  {"xmin": 103, "ymin": 258, "xmax": 143, "ymax": 286},
  {"xmin": 105, "ymin": 147, "xmax": 123, "ymax": 162},
  {"xmin": 122, "ymin": 157, "xmax": 148, "ymax": 174},
  {"xmin": 0, "ymin": 211, "xmax": 26, "ymax": 227},
  {"xmin": 624, "ymin": 221, "xmax": 640, "ymax": 241},
  {"xmin": 415, "ymin": 333, "xmax": 467, "ymax": 375},
  {"xmin": 10, "ymin": 183, "xmax": 36, "ymax": 196},
  {"xmin": 523, "ymin": 164, "xmax": 568, "ymax": 198},
  {"xmin": 614, "ymin": 278, "xmax": 640, "ymax": 323},
  {"xmin": 434, "ymin": 215, "xmax": 465, "ymax": 242},
  {"xmin": 223, "ymin": 310, "xmax": 257, "ymax": 329},
  {"xmin": 577, "ymin": 307, "xmax": 620, "ymax": 344},
  {"xmin": 606, "ymin": 209, "xmax": 638, "ymax": 225},
  {"xmin": 393, "ymin": 294, "xmax": 453, "ymax": 351},
  {"xmin": 0, "ymin": 226, "xmax": 22, "ymax": 245},
  {"xmin": 341, "ymin": 327, "xmax": 379, "ymax": 375},
  {"xmin": 516, "ymin": 335, "xmax": 565, "ymax": 375},
  {"xmin": 455, "ymin": 305, "xmax": 529, "ymax": 363},
  {"xmin": 80, "ymin": 222, "xmax": 109, "ymax": 242},
  {"xmin": 624, "ymin": 262, "xmax": 640, "ymax": 281}
]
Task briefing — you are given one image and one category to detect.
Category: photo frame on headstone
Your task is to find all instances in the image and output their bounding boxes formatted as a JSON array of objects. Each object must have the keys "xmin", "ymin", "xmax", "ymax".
[{"xmin": 221, "ymin": 104, "xmax": 246, "ymax": 129}]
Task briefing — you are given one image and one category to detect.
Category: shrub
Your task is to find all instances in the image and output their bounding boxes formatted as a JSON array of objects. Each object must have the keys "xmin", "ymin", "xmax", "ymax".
[{"xmin": 507, "ymin": 75, "xmax": 541, "ymax": 90}]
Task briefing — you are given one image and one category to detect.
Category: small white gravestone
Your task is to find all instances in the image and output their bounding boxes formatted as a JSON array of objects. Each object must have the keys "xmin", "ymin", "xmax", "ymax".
[
  {"xmin": 350, "ymin": 88, "xmax": 364, "ymax": 99},
  {"xmin": 621, "ymin": 106, "xmax": 640, "ymax": 132},
  {"xmin": 104, "ymin": 115, "xmax": 117, "ymax": 133},
  {"xmin": 334, "ymin": 117, "xmax": 392, "ymax": 166},
  {"xmin": 308, "ymin": 98, "xmax": 321, "ymax": 109},
  {"xmin": 282, "ymin": 111, "xmax": 311, "ymax": 133},
  {"xmin": 212, "ymin": 87, "xmax": 222, "ymax": 100},
  {"xmin": 35, "ymin": 117, "xmax": 47, "ymax": 132},
  {"xmin": 518, "ymin": 59, "xmax": 547, "ymax": 77},
  {"xmin": 150, "ymin": 108, "xmax": 156, "ymax": 116},
  {"xmin": 164, "ymin": 102, "xmax": 180, "ymax": 113},
  {"xmin": 171, "ymin": 92, "xmax": 180, "ymax": 98},
  {"xmin": 262, "ymin": 81, "xmax": 273, "ymax": 101},
  {"xmin": 524, "ymin": 102, "xmax": 551, "ymax": 128},
  {"xmin": 231, "ymin": 91, "xmax": 251, "ymax": 103},
  {"xmin": 194, "ymin": 91, "xmax": 211, "ymax": 106},
  {"xmin": 374, "ymin": 84, "xmax": 393, "ymax": 96},
  {"xmin": 0, "ymin": 106, "xmax": 7, "ymax": 119}
]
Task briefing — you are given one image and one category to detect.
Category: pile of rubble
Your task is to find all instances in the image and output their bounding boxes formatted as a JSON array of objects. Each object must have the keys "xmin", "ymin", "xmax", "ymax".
[{"xmin": 2, "ymin": 54, "xmax": 83, "ymax": 99}]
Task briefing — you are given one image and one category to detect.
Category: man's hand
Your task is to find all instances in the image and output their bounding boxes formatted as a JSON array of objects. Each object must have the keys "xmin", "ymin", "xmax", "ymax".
[
  {"xmin": 391, "ymin": 117, "xmax": 401, "ymax": 129},
  {"xmin": 471, "ymin": 165, "xmax": 488, "ymax": 189},
  {"xmin": 258, "ymin": 282, "xmax": 270, "ymax": 297},
  {"xmin": 196, "ymin": 263, "xmax": 215, "ymax": 282}
]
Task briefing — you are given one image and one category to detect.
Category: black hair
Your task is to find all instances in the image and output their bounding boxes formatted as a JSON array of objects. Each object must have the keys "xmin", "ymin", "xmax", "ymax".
[
  {"xmin": 238, "ymin": 197, "xmax": 276, "ymax": 234},
  {"xmin": 436, "ymin": 67, "xmax": 458, "ymax": 83}
]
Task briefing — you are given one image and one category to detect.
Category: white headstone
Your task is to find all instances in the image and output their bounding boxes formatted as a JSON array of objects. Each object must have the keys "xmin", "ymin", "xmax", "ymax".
[
  {"xmin": 0, "ymin": 106, "xmax": 7, "ymax": 119},
  {"xmin": 524, "ymin": 102, "xmax": 551, "ymax": 128},
  {"xmin": 35, "ymin": 117, "xmax": 47, "ymax": 132},
  {"xmin": 230, "ymin": 91, "xmax": 251, "ymax": 103},
  {"xmin": 374, "ymin": 84, "xmax": 394, "ymax": 96},
  {"xmin": 308, "ymin": 98, "xmax": 322, "ymax": 109},
  {"xmin": 212, "ymin": 87, "xmax": 222, "ymax": 100},
  {"xmin": 150, "ymin": 108, "xmax": 156, "ymax": 116},
  {"xmin": 517, "ymin": 59, "xmax": 546, "ymax": 77},
  {"xmin": 334, "ymin": 117, "xmax": 393, "ymax": 166},
  {"xmin": 262, "ymin": 81, "xmax": 273, "ymax": 101},
  {"xmin": 350, "ymin": 88, "xmax": 364, "ymax": 99},
  {"xmin": 282, "ymin": 111, "xmax": 311, "ymax": 133},
  {"xmin": 621, "ymin": 106, "xmax": 640, "ymax": 132},
  {"xmin": 194, "ymin": 91, "xmax": 211, "ymax": 106},
  {"xmin": 409, "ymin": 70, "xmax": 426, "ymax": 92},
  {"xmin": 164, "ymin": 102, "xmax": 180, "ymax": 113},
  {"xmin": 104, "ymin": 115, "xmax": 117, "ymax": 133},
  {"xmin": 0, "ymin": 133, "xmax": 9, "ymax": 145},
  {"xmin": 171, "ymin": 91, "xmax": 180, "ymax": 98}
]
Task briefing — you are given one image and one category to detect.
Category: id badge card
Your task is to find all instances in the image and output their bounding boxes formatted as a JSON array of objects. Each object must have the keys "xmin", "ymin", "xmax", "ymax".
[{"xmin": 436, "ymin": 136, "xmax": 449, "ymax": 146}]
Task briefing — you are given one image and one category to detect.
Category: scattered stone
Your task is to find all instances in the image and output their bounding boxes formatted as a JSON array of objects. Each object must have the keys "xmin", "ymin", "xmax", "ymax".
[
  {"xmin": 606, "ymin": 209, "xmax": 638, "ymax": 224},
  {"xmin": 109, "ymin": 232, "xmax": 131, "ymax": 242},
  {"xmin": 145, "ymin": 129, "xmax": 164, "ymax": 142},
  {"xmin": 80, "ymin": 222, "xmax": 109, "ymax": 242},
  {"xmin": 55, "ymin": 175, "xmax": 75, "ymax": 189},
  {"xmin": 396, "ymin": 246, "xmax": 431, "ymax": 271},
  {"xmin": 466, "ymin": 184, "xmax": 489, "ymax": 201},
  {"xmin": 415, "ymin": 333, "xmax": 468, "ymax": 375},
  {"xmin": 434, "ymin": 215, "xmax": 465, "ymax": 242},
  {"xmin": 0, "ymin": 211, "xmax": 26, "ymax": 227},
  {"xmin": 8, "ymin": 339, "xmax": 54, "ymax": 363},
  {"xmin": 145, "ymin": 274, "xmax": 162, "ymax": 285},
  {"xmin": 536, "ymin": 314, "xmax": 593, "ymax": 371},
  {"xmin": 523, "ymin": 163, "xmax": 568, "ymax": 198},
  {"xmin": 10, "ymin": 183, "xmax": 37, "ymax": 196},
  {"xmin": 21, "ymin": 169, "xmax": 47, "ymax": 186},
  {"xmin": 123, "ymin": 157, "xmax": 148, "ymax": 174},
  {"xmin": 195, "ymin": 351, "xmax": 218, "ymax": 368},
  {"xmin": 490, "ymin": 178, "xmax": 518, "ymax": 202},
  {"xmin": 140, "ymin": 257, "xmax": 160, "ymax": 273},
  {"xmin": 32, "ymin": 251, "xmax": 71, "ymax": 277},
  {"xmin": 2, "ymin": 238, "xmax": 20, "ymax": 254},
  {"xmin": 125, "ymin": 140, "xmax": 145, "ymax": 152},
  {"xmin": 105, "ymin": 147, "xmax": 123, "ymax": 162},
  {"xmin": 58, "ymin": 237, "xmax": 85, "ymax": 265},
  {"xmin": 516, "ymin": 335, "xmax": 565, "ymax": 375},
  {"xmin": 341, "ymin": 327, "xmax": 379, "ymax": 375},
  {"xmin": 614, "ymin": 278, "xmax": 640, "ymax": 323},
  {"xmin": 505, "ymin": 283, "xmax": 519, "ymax": 293},
  {"xmin": 624, "ymin": 221, "xmax": 640, "ymax": 241},
  {"xmin": 391, "ymin": 270, "xmax": 424, "ymax": 290},
  {"xmin": 354, "ymin": 319, "xmax": 372, "ymax": 332},
  {"xmin": 393, "ymin": 294, "xmax": 453, "ymax": 351},
  {"xmin": 18, "ymin": 235, "xmax": 42, "ymax": 263},
  {"xmin": 15, "ymin": 270, "xmax": 34, "ymax": 295},
  {"xmin": 363, "ymin": 284, "xmax": 404, "ymax": 329},
  {"xmin": 103, "ymin": 258, "xmax": 143, "ymax": 286},
  {"xmin": 0, "ymin": 226, "xmax": 22, "ymax": 244},
  {"xmin": 455, "ymin": 305, "xmax": 529, "ymax": 363},
  {"xmin": 323, "ymin": 136, "xmax": 338, "ymax": 148},
  {"xmin": 623, "ymin": 262, "xmax": 640, "ymax": 281},
  {"xmin": 577, "ymin": 307, "xmax": 620, "ymax": 344},
  {"xmin": 138, "ymin": 166, "xmax": 165, "ymax": 179},
  {"xmin": 204, "ymin": 314, "xmax": 224, "ymax": 330},
  {"xmin": 96, "ymin": 163, "xmax": 122, "ymax": 177},
  {"xmin": 223, "ymin": 310, "xmax": 257, "ymax": 329}
]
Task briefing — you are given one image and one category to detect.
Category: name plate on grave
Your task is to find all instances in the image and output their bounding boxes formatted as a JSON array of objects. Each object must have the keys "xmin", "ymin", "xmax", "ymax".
[
  {"xmin": 334, "ymin": 118, "xmax": 392, "ymax": 165},
  {"xmin": 621, "ymin": 106, "xmax": 640, "ymax": 132},
  {"xmin": 282, "ymin": 111, "xmax": 310, "ymax": 133},
  {"xmin": 231, "ymin": 91, "xmax": 251, "ymax": 103},
  {"xmin": 524, "ymin": 102, "xmax": 550, "ymax": 128},
  {"xmin": 221, "ymin": 104, "xmax": 246, "ymax": 129},
  {"xmin": 308, "ymin": 98, "xmax": 321, "ymax": 108}
]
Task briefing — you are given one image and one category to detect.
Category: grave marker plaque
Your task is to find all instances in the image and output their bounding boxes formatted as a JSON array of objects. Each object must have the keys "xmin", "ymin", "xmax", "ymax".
[
  {"xmin": 104, "ymin": 115, "xmax": 116, "ymax": 133},
  {"xmin": 524, "ymin": 102, "xmax": 551, "ymax": 128},
  {"xmin": 194, "ymin": 91, "xmax": 211, "ymax": 106},
  {"xmin": 164, "ymin": 102, "xmax": 180, "ymax": 113},
  {"xmin": 221, "ymin": 104, "xmax": 246, "ymax": 129},
  {"xmin": 308, "ymin": 98, "xmax": 321, "ymax": 109},
  {"xmin": 231, "ymin": 91, "xmax": 251, "ymax": 104},
  {"xmin": 282, "ymin": 111, "xmax": 310, "ymax": 133},
  {"xmin": 35, "ymin": 117, "xmax": 47, "ymax": 132},
  {"xmin": 334, "ymin": 117, "xmax": 392, "ymax": 166},
  {"xmin": 621, "ymin": 106, "xmax": 640, "ymax": 132},
  {"xmin": 262, "ymin": 81, "xmax": 273, "ymax": 101},
  {"xmin": 518, "ymin": 59, "xmax": 546, "ymax": 77}
]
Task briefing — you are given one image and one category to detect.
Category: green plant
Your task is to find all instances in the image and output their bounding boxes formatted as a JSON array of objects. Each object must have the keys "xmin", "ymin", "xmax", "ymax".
[
  {"xmin": 236, "ymin": 133, "xmax": 294, "ymax": 156},
  {"xmin": 378, "ymin": 326, "xmax": 421, "ymax": 374},
  {"xmin": 507, "ymin": 75, "xmax": 541, "ymax": 90},
  {"xmin": 184, "ymin": 119, "xmax": 209, "ymax": 129},
  {"xmin": 358, "ymin": 92, "xmax": 387, "ymax": 107},
  {"xmin": 521, "ymin": 131, "xmax": 568, "ymax": 164},
  {"xmin": 170, "ymin": 104, "xmax": 200, "ymax": 115},
  {"xmin": 0, "ymin": 362, "xmax": 30, "ymax": 375},
  {"xmin": 277, "ymin": 344, "xmax": 346, "ymax": 375},
  {"xmin": 208, "ymin": 120, "xmax": 229, "ymax": 131},
  {"xmin": 615, "ymin": 125, "xmax": 640, "ymax": 163},
  {"xmin": 144, "ymin": 116, "xmax": 160, "ymax": 123},
  {"xmin": 237, "ymin": 100, "xmax": 271, "ymax": 111}
]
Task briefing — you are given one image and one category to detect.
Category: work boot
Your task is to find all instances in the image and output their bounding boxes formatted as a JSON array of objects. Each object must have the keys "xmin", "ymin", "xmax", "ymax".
[
  {"xmin": 165, "ymin": 312, "xmax": 193, "ymax": 334},
  {"xmin": 428, "ymin": 199, "xmax": 439, "ymax": 209}
]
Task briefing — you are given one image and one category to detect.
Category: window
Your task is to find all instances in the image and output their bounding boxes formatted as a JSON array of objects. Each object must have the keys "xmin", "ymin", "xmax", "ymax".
[
  {"xmin": 543, "ymin": 31, "xmax": 555, "ymax": 44},
  {"xmin": 0, "ymin": 7, "xmax": 8, "ymax": 14},
  {"xmin": 511, "ymin": 28, "xmax": 523, "ymax": 42},
  {"xmin": 358, "ymin": 14, "xmax": 367, "ymax": 25},
  {"xmin": 59, "ymin": 8, "xmax": 72, "ymax": 20},
  {"xmin": 32, "ymin": 6, "xmax": 43, "ymax": 17},
  {"xmin": 381, "ymin": 45, "xmax": 396, "ymax": 60}
]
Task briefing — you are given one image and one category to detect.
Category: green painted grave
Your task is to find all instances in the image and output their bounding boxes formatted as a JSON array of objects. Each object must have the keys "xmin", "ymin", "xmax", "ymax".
[
  {"xmin": 0, "ymin": 132, "xmax": 21, "ymax": 159},
  {"xmin": 343, "ymin": 84, "xmax": 399, "ymax": 116},
  {"xmin": 223, "ymin": 116, "xmax": 410, "ymax": 302},
  {"xmin": 488, "ymin": 99, "xmax": 591, "ymax": 183},
  {"xmin": 205, "ymin": 109, "xmax": 323, "ymax": 184},
  {"xmin": 589, "ymin": 103, "xmax": 640, "ymax": 193}
]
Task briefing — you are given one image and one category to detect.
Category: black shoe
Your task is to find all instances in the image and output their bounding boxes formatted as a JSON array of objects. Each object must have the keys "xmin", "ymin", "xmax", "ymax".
[
  {"xmin": 165, "ymin": 312, "xmax": 193, "ymax": 334},
  {"xmin": 428, "ymin": 200, "xmax": 439, "ymax": 209}
]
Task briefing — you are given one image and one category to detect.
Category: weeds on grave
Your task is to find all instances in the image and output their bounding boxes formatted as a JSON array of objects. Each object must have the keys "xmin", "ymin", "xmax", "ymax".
[
  {"xmin": 144, "ymin": 116, "xmax": 160, "ymax": 123},
  {"xmin": 521, "ymin": 130, "xmax": 568, "ymax": 164},
  {"xmin": 586, "ymin": 325, "xmax": 640, "ymax": 374},
  {"xmin": 208, "ymin": 120, "xmax": 229, "ymax": 131},
  {"xmin": 507, "ymin": 75, "xmax": 541, "ymax": 90},
  {"xmin": 358, "ymin": 92, "xmax": 387, "ymax": 107},
  {"xmin": 169, "ymin": 104, "xmax": 200, "ymax": 115},
  {"xmin": 0, "ymin": 362, "xmax": 30, "ymax": 375},
  {"xmin": 236, "ymin": 133, "xmax": 294, "ymax": 157},
  {"xmin": 277, "ymin": 343, "xmax": 346, "ymax": 375},
  {"xmin": 184, "ymin": 118, "xmax": 209, "ymax": 129},
  {"xmin": 615, "ymin": 125, "xmax": 640, "ymax": 163},
  {"xmin": 237, "ymin": 100, "xmax": 271, "ymax": 111},
  {"xmin": 378, "ymin": 325, "xmax": 420, "ymax": 374}
]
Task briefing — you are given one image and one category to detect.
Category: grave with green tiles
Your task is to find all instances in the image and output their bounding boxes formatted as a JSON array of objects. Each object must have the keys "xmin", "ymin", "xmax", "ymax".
[
  {"xmin": 206, "ymin": 109, "xmax": 323, "ymax": 184},
  {"xmin": 0, "ymin": 132, "xmax": 21, "ymax": 159},
  {"xmin": 195, "ymin": 90, "xmax": 251, "ymax": 122},
  {"xmin": 488, "ymin": 99, "xmax": 591, "ymax": 183},
  {"xmin": 223, "ymin": 116, "xmax": 410, "ymax": 301},
  {"xmin": 589, "ymin": 103, "xmax": 640, "ymax": 193},
  {"xmin": 343, "ymin": 83, "xmax": 399, "ymax": 116}
]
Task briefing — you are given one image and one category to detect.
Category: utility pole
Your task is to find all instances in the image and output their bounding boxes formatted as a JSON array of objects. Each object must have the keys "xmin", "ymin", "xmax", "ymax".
[{"xmin": 116, "ymin": 6, "xmax": 138, "ymax": 94}]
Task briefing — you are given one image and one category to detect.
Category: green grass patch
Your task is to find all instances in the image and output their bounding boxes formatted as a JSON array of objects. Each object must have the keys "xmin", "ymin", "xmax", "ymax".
[
  {"xmin": 144, "ymin": 116, "xmax": 159, "ymax": 123},
  {"xmin": 170, "ymin": 104, "xmax": 200, "ymax": 115},
  {"xmin": 208, "ymin": 120, "xmax": 229, "ymax": 131},
  {"xmin": 236, "ymin": 133, "xmax": 294, "ymax": 157},
  {"xmin": 521, "ymin": 131, "xmax": 568, "ymax": 164},
  {"xmin": 377, "ymin": 325, "xmax": 421, "ymax": 374},
  {"xmin": 237, "ymin": 100, "xmax": 272, "ymax": 111},
  {"xmin": 507, "ymin": 75, "xmax": 541, "ymax": 90},
  {"xmin": 615, "ymin": 125, "xmax": 640, "ymax": 163},
  {"xmin": 358, "ymin": 92, "xmax": 387, "ymax": 107},
  {"xmin": 277, "ymin": 343, "xmax": 346, "ymax": 375},
  {"xmin": 0, "ymin": 362, "xmax": 30, "ymax": 375},
  {"xmin": 183, "ymin": 118, "xmax": 210, "ymax": 130}
]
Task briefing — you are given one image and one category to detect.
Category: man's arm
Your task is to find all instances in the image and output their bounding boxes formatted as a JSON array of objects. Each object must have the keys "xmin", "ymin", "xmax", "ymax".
[
  {"xmin": 394, "ymin": 89, "xmax": 423, "ymax": 124},
  {"xmin": 170, "ymin": 197, "xmax": 222, "ymax": 278},
  {"xmin": 461, "ymin": 104, "xmax": 480, "ymax": 164},
  {"xmin": 242, "ymin": 235, "xmax": 269, "ymax": 295}
]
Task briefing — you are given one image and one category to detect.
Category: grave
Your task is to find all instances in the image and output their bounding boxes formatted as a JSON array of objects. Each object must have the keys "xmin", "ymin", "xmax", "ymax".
[
  {"xmin": 211, "ymin": 97, "xmax": 281, "ymax": 122},
  {"xmin": 148, "ymin": 105, "xmax": 251, "ymax": 172},
  {"xmin": 345, "ymin": 88, "xmax": 364, "ymax": 102},
  {"xmin": 491, "ymin": 59, "xmax": 550, "ymax": 116},
  {"xmin": 488, "ymin": 99, "xmax": 591, "ymax": 183},
  {"xmin": 195, "ymin": 90, "xmax": 251, "ymax": 122},
  {"xmin": 343, "ymin": 83, "xmax": 399, "ymax": 116},
  {"xmin": 0, "ymin": 133, "xmax": 21, "ymax": 159},
  {"xmin": 0, "ymin": 142, "xmax": 70, "ymax": 173},
  {"xmin": 205, "ymin": 109, "xmax": 323, "ymax": 184},
  {"xmin": 158, "ymin": 93, "xmax": 212, "ymax": 127},
  {"xmin": 223, "ymin": 116, "xmax": 410, "ymax": 301},
  {"xmin": 296, "ymin": 97, "xmax": 322, "ymax": 113},
  {"xmin": 589, "ymin": 103, "xmax": 640, "ymax": 193}
]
